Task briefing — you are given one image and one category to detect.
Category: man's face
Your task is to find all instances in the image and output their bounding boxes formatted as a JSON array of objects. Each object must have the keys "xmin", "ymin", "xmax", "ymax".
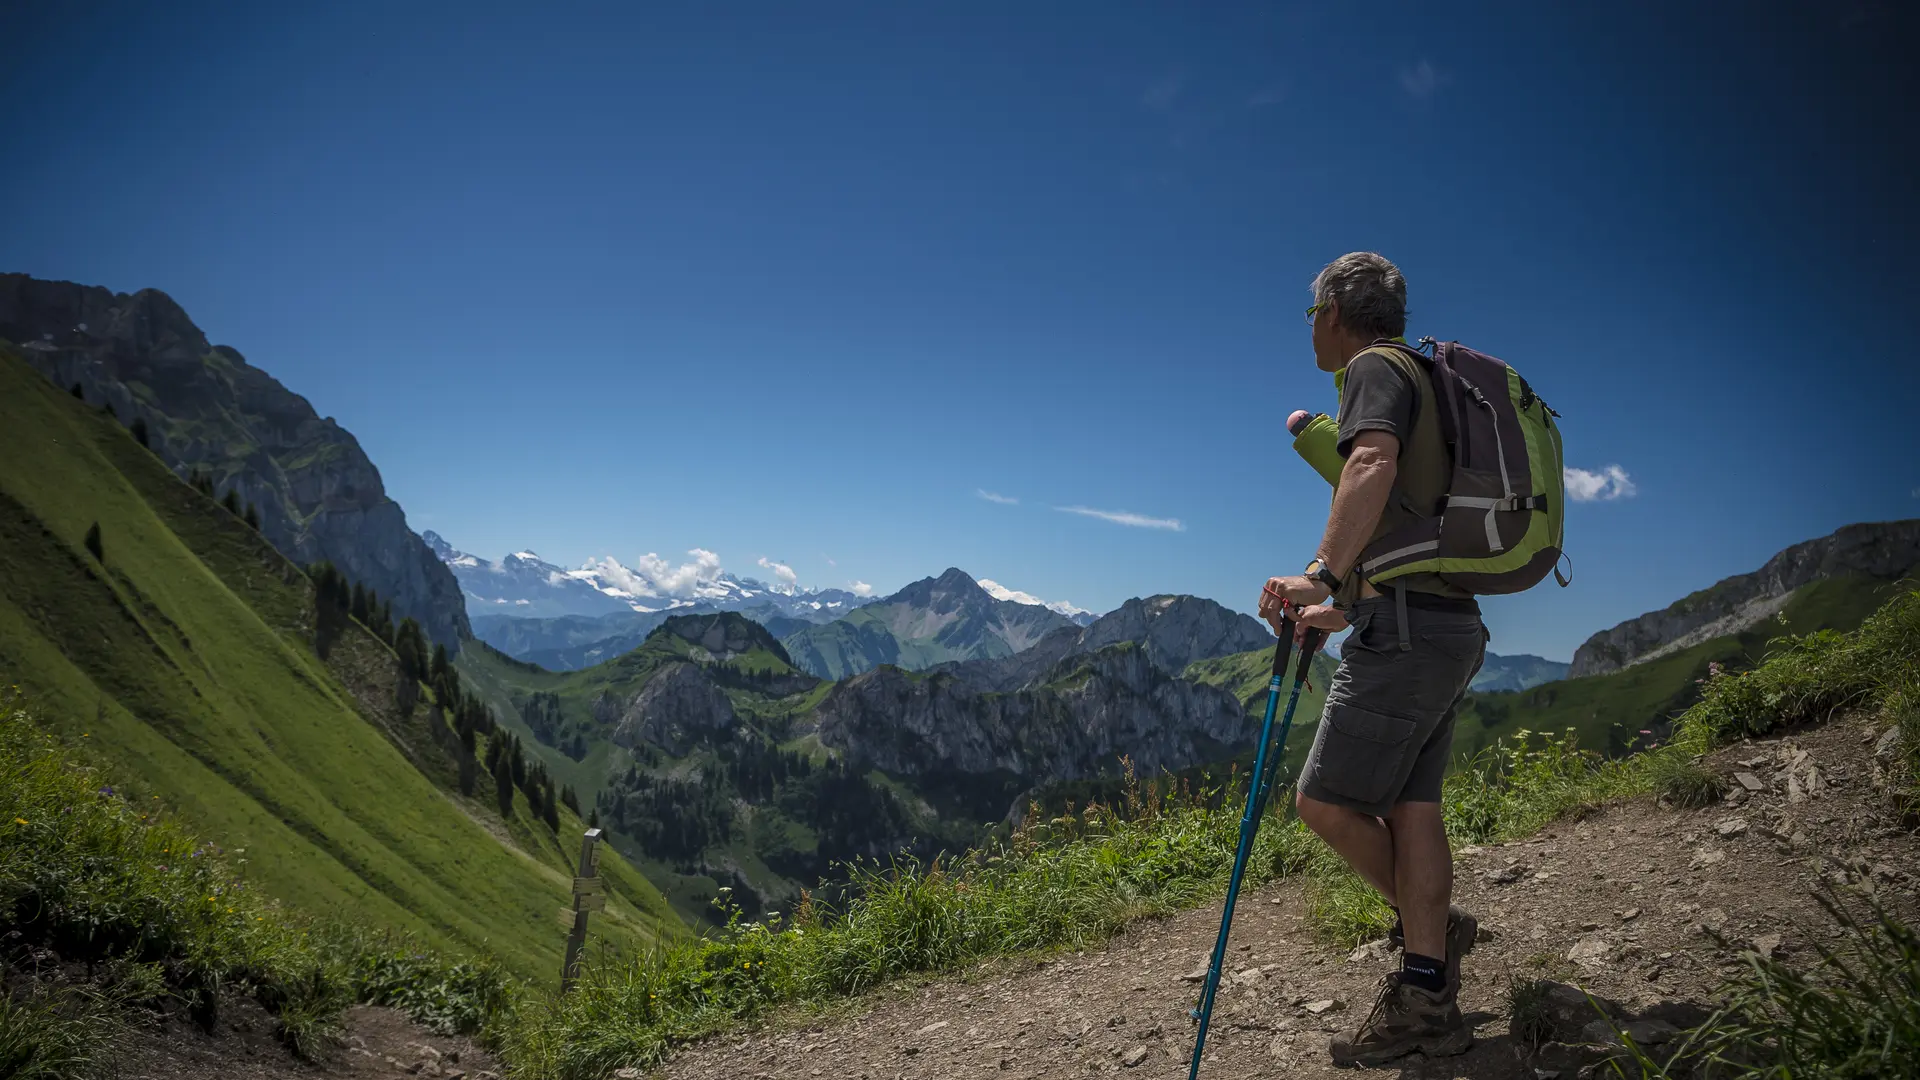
[{"xmin": 1309, "ymin": 301, "xmax": 1342, "ymax": 372}]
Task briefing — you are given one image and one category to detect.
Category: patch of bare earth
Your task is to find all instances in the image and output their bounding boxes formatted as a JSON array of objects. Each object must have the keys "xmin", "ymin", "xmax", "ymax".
[
  {"xmin": 114, "ymin": 1000, "xmax": 500, "ymax": 1080},
  {"xmin": 653, "ymin": 716, "xmax": 1917, "ymax": 1079}
]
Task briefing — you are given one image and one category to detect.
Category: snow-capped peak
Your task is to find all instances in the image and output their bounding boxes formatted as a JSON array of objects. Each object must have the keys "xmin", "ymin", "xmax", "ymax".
[{"xmin": 977, "ymin": 577, "xmax": 1092, "ymax": 619}]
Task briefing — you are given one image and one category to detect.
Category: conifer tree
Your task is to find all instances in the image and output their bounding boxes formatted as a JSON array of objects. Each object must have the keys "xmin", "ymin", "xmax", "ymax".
[
  {"xmin": 130, "ymin": 416, "xmax": 149, "ymax": 448},
  {"xmin": 588, "ymin": 806, "xmax": 601, "ymax": 829},
  {"xmin": 69, "ymin": 382, "xmax": 84, "ymax": 400},
  {"xmin": 222, "ymin": 488, "xmax": 241, "ymax": 515},
  {"xmin": 350, "ymin": 582, "xmax": 369, "ymax": 625},
  {"xmin": 83, "ymin": 522, "xmax": 103, "ymax": 562},
  {"xmin": 430, "ymin": 643, "xmax": 451, "ymax": 687},
  {"xmin": 541, "ymin": 781, "xmax": 559, "ymax": 831},
  {"xmin": 396, "ymin": 629, "xmax": 424, "ymax": 685},
  {"xmin": 494, "ymin": 755, "xmax": 515, "ymax": 817},
  {"xmin": 243, "ymin": 502, "xmax": 260, "ymax": 531},
  {"xmin": 560, "ymin": 784, "xmax": 580, "ymax": 817}
]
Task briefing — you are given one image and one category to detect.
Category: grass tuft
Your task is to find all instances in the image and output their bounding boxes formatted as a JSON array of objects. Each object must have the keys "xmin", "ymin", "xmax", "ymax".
[
  {"xmin": 1610, "ymin": 889, "xmax": 1920, "ymax": 1079},
  {"xmin": 0, "ymin": 986, "xmax": 120, "ymax": 1080},
  {"xmin": 1650, "ymin": 754, "xmax": 1728, "ymax": 809}
]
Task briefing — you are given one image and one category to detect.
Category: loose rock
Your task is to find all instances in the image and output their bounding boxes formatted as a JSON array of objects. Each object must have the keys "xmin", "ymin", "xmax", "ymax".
[{"xmin": 1568, "ymin": 934, "xmax": 1612, "ymax": 969}]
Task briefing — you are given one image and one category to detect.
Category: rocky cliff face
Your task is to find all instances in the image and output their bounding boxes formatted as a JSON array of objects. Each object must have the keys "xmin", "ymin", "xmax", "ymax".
[
  {"xmin": 0, "ymin": 274, "xmax": 469, "ymax": 647},
  {"xmin": 1569, "ymin": 519, "xmax": 1920, "ymax": 678},
  {"xmin": 606, "ymin": 661, "xmax": 737, "ymax": 757},
  {"xmin": 811, "ymin": 643, "xmax": 1249, "ymax": 792}
]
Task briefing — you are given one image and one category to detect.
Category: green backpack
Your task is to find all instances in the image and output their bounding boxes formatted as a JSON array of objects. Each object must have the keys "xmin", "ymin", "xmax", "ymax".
[{"xmin": 1293, "ymin": 338, "xmax": 1569, "ymax": 595}]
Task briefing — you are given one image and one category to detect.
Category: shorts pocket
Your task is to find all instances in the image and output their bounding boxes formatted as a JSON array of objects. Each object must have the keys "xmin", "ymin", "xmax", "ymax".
[
  {"xmin": 1311, "ymin": 705, "xmax": 1418, "ymax": 809},
  {"xmin": 1419, "ymin": 625, "xmax": 1487, "ymax": 663}
]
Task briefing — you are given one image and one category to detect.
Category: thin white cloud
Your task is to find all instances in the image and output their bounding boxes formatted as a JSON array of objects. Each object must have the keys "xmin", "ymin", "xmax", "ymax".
[
  {"xmin": 1399, "ymin": 59, "xmax": 1444, "ymax": 99},
  {"xmin": 849, "ymin": 581, "xmax": 874, "ymax": 597},
  {"xmin": 756, "ymin": 556, "xmax": 799, "ymax": 589},
  {"xmin": 976, "ymin": 489, "xmax": 1019, "ymax": 505},
  {"xmin": 823, "ymin": 553, "xmax": 837, "ymax": 567},
  {"xmin": 1564, "ymin": 465, "xmax": 1638, "ymax": 502},
  {"xmin": 978, "ymin": 578, "xmax": 1093, "ymax": 619},
  {"xmin": 1055, "ymin": 505, "xmax": 1185, "ymax": 531},
  {"xmin": 1246, "ymin": 83, "xmax": 1285, "ymax": 108}
]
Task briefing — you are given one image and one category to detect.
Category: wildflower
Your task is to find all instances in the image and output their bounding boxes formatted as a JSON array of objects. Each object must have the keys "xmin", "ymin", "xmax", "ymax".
[{"xmin": 12, "ymin": 818, "xmax": 25, "ymax": 825}]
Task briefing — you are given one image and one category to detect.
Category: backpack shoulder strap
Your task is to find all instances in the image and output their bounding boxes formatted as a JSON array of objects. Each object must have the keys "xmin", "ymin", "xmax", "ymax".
[{"xmin": 1353, "ymin": 340, "xmax": 1440, "ymax": 520}]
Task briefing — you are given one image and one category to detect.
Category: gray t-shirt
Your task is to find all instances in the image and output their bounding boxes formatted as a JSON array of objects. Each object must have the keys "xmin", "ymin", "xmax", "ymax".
[{"xmin": 1336, "ymin": 351, "xmax": 1417, "ymax": 458}]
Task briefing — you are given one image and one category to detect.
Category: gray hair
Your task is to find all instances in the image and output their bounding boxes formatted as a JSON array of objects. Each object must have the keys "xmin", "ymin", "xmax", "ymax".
[{"xmin": 1310, "ymin": 252, "xmax": 1407, "ymax": 340}]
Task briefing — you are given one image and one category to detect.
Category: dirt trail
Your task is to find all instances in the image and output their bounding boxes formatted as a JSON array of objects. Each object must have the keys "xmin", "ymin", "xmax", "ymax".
[{"xmin": 654, "ymin": 716, "xmax": 1918, "ymax": 1079}]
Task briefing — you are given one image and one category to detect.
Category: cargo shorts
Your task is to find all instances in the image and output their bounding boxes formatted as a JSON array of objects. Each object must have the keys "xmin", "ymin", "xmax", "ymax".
[{"xmin": 1298, "ymin": 594, "xmax": 1488, "ymax": 817}]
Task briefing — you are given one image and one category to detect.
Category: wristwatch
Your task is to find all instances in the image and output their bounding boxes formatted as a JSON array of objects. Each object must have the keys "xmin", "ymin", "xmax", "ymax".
[{"xmin": 1304, "ymin": 558, "xmax": 1343, "ymax": 595}]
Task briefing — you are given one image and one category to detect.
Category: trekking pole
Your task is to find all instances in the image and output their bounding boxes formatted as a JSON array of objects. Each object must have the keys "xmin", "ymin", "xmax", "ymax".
[{"xmin": 1187, "ymin": 611, "xmax": 1326, "ymax": 1079}]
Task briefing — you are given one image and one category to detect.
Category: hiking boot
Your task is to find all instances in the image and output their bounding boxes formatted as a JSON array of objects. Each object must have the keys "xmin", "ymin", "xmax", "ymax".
[
  {"xmin": 1387, "ymin": 904, "xmax": 1478, "ymax": 992},
  {"xmin": 1329, "ymin": 973, "xmax": 1472, "ymax": 1067}
]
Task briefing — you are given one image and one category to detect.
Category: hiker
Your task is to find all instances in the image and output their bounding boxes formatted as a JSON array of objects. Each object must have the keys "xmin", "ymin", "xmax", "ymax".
[{"xmin": 1259, "ymin": 251, "xmax": 1489, "ymax": 1066}]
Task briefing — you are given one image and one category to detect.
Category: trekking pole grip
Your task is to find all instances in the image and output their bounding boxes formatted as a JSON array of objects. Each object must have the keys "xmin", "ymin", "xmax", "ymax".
[
  {"xmin": 1294, "ymin": 627, "xmax": 1326, "ymax": 682},
  {"xmin": 1270, "ymin": 613, "xmax": 1296, "ymax": 677}
]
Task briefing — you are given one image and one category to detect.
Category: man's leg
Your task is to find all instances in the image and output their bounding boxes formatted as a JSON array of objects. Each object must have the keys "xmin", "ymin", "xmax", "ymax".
[
  {"xmin": 1385, "ymin": 801, "xmax": 1450, "ymax": 960},
  {"xmin": 1295, "ymin": 791, "xmax": 1397, "ymax": 905}
]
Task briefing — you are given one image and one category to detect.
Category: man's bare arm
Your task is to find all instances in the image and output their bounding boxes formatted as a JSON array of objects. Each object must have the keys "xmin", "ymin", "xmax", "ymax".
[{"xmin": 1316, "ymin": 430, "xmax": 1399, "ymax": 579}]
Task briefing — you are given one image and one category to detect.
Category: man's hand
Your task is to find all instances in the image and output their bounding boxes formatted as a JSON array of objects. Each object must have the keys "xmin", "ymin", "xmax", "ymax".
[
  {"xmin": 1291, "ymin": 603, "xmax": 1347, "ymax": 644},
  {"xmin": 1260, "ymin": 575, "xmax": 1329, "ymax": 618}
]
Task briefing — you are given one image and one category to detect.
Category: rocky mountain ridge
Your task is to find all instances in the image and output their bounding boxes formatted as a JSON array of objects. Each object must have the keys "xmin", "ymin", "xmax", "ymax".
[
  {"xmin": 779, "ymin": 568, "xmax": 1078, "ymax": 679},
  {"xmin": 1570, "ymin": 519, "xmax": 1920, "ymax": 677},
  {"xmin": 1470, "ymin": 652, "xmax": 1571, "ymax": 693},
  {"xmin": 811, "ymin": 641, "xmax": 1249, "ymax": 790},
  {"xmin": 928, "ymin": 593, "xmax": 1274, "ymax": 693},
  {"xmin": 0, "ymin": 273, "xmax": 468, "ymax": 647}
]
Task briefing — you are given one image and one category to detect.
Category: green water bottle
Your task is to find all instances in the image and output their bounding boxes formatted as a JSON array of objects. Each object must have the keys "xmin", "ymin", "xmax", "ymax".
[{"xmin": 1289, "ymin": 411, "xmax": 1344, "ymax": 488}]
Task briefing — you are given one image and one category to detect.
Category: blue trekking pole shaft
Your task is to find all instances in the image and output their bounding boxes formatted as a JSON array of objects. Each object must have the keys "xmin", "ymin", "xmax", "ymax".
[{"xmin": 1187, "ymin": 618, "xmax": 1325, "ymax": 1080}]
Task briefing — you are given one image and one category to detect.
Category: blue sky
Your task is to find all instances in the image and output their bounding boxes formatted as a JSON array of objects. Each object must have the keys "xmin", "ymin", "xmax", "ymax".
[{"xmin": 4, "ymin": 2, "xmax": 1915, "ymax": 660}]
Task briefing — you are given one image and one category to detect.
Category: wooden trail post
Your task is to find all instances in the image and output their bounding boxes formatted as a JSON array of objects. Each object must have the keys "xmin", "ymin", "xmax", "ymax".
[{"xmin": 560, "ymin": 827, "xmax": 604, "ymax": 991}]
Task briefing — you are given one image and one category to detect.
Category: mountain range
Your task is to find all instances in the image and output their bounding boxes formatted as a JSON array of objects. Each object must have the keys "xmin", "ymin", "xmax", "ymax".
[
  {"xmin": 1469, "ymin": 653, "xmax": 1571, "ymax": 693},
  {"xmin": 427, "ymin": 531, "xmax": 871, "ymax": 623},
  {"xmin": 458, "ymin": 590, "xmax": 1278, "ymax": 922}
]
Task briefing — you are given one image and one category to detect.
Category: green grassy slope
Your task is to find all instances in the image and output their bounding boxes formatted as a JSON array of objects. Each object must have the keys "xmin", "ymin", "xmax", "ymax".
[
  {"xmin": 1451, "ymin": 570, "xmax": 1919, "ymax": 761},
  {"xmin": 0, "ymin": 350, "xmax": 677, "ymax": 977}
]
